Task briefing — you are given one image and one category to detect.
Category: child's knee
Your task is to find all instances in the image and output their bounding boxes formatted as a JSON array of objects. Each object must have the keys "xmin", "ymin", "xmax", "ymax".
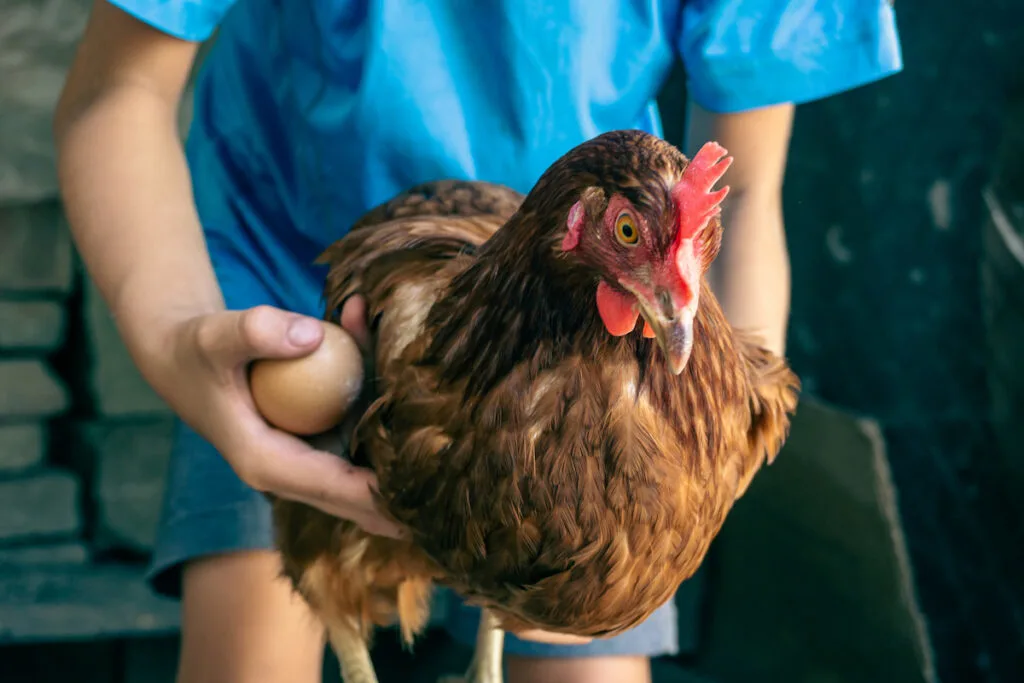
[{"xmin": 505, "ymin": 654, "xmax": 651, "ymax": 683}]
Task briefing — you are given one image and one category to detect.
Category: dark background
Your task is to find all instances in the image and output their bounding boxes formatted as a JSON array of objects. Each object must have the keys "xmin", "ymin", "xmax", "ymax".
[{"xmin": 658, "ymin": 2, "xmax": 1024, "ymax": 681}]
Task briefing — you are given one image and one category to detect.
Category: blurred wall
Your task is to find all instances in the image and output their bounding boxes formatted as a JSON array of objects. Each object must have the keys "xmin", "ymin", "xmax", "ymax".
[{"xmin": 659, "ymin": 3, "xmax": 1024, "ymax": 681}]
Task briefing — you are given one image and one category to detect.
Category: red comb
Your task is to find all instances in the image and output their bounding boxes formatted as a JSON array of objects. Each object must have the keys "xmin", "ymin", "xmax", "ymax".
[{"xmin": 671, "ymin": 141, "xmax": 733, "ymax": 240}]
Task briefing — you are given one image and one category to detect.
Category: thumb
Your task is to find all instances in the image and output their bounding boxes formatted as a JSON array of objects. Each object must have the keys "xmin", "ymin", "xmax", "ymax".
[{"xmin": 198, "ymin": 305, "xmax": 325, "ymax": 367}]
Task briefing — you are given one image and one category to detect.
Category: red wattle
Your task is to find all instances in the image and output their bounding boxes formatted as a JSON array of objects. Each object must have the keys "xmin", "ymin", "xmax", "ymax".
[
  {"xmin": 596, "ymin": 281, "xmax": 640, "ymax": 336},
  {"xmin": 642, "ymin": 320, "xmax": 656, "ymax": 338}
]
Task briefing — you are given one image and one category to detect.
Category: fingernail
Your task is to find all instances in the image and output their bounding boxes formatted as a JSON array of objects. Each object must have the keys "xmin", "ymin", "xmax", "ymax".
[{"xmin": 288, "ymin": 318, "xmax": 321, "ymax": 346}]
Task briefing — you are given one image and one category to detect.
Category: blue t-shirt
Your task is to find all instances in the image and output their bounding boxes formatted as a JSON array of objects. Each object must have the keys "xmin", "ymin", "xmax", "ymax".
[{"xmin": 109, "ymin": 0, "xmax": 902, "ymax": 316}]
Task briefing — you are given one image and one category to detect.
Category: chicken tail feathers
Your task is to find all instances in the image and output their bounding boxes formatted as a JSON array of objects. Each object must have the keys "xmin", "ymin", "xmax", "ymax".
[
  {"xmin": 396, "ymin": 579, "xmax": 434, "ymax": 648},
  {"xmin": 735, "ymin": 334, "xmax": 801, "ymax": 499}
]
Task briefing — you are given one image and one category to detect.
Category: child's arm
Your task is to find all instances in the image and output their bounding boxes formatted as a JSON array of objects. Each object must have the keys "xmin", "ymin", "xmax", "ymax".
[
  {"xmin": 677, "ymin": 0, "xmax": 903, "ymax": 354},
  {"xmin": 55, "ymin": 1, "xmax": 403, "ymax": 537},
  {"xmin": 55, "ymin": 1, "xmax": 219, "ymax": 359},
  {"xmin": 685, "ymin": 101, "xmax": 795, "ymax": 355}
]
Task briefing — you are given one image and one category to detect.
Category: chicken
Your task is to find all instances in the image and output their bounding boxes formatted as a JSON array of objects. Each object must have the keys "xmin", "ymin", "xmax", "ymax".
[{"xmin": 270, "ymin": 130, "xmax": 800, "ymax": 683}]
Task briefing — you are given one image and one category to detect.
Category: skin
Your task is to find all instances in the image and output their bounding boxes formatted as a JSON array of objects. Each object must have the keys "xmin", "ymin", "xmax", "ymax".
[
  {"xmin": 55, "ymin": 3, "xmax": 794, "ymax": 682},
  {"xmin": 687, "ymin": 101, "xmax": 795, "ymax": 356}
]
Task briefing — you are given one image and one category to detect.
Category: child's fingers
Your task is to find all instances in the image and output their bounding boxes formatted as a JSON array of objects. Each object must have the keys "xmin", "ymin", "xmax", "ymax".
[
  {"xmin": 339, "ymin": 295, "xmax": 371, "ymax": 351},
  {"xmin": 514, "ymin": 629, "xmax": 594, "ymax": 645},
  {"xmin": 195, "ymin": 306, "xmax": 324, "ymax": 368},
  {"xmin": 228, "ymin": 414, "xmax": 407, "ymax": 538}
]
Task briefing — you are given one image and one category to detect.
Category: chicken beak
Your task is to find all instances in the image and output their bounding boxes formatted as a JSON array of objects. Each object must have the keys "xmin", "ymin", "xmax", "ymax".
[
  {"xmin": 636, "ymin": 284, "xmax": 696, "ymax": 375},
  {"xmin": 645, "ymin": 310, "xmax": 694, "ymax": 375}
]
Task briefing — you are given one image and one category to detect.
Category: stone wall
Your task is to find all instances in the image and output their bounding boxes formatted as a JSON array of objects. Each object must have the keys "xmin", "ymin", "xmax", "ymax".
[
  {"xmin": 0, "ymin": 203, "xmax": 81, "ymax": 558},
  {"xmin": 0, "ymin": 201, "xmax": 181, "ymax": 641},
  {"xmin": 0, "ymin": 0, "xmax": 90, "ymax": 203},
  {"xmin": 0, "ymin": 0, "xmax": 180, "ymax": 649},
  {"xmin": 0, "ymin": 199, "xmax": 177, "ymax": 558}
]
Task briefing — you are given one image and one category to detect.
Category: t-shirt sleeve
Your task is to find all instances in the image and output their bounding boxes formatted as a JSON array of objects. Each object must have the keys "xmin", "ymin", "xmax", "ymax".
[
  {"xmin": 106, "ymin": 0, "xmax": 238, "ymax": 42},
  {"xmin": 677, "ymin": 0, "xmax": 903, "ymax": 113}
]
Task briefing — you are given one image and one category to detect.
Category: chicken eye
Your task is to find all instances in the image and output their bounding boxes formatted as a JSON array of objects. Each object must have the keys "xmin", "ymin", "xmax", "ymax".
[{"xmin": 614, "ymin": 213, "xmax": 639, "ymax": 246}]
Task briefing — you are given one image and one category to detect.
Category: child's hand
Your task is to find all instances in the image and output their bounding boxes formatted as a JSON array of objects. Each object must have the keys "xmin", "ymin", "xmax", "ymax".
[
  {"xmin": 160, "ymin": 303, "xmax": 405, "ymax": 539},
  {"xmin": 514, "ymin": 629, "xmax": 594, "ymax": 646}
]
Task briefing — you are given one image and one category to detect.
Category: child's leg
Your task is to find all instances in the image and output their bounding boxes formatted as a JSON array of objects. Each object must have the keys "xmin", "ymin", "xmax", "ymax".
[
  {"xmin": 444, "ymin": 598, "xmax": 675, "ymax": 683},
  {"xmin": 148, "ymin": 418, "xmax": 326, "ymax": 683},
  {"xmin": 176, "ymin": 551, "xmax": 326, "ymax": 683},
  {"xmin": 505, "ymin": 655, "xmax": 651, "ymax": 683}
]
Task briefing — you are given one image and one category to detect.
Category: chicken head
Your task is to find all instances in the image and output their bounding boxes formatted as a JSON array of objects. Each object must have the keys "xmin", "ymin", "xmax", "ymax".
[{"xmin": 558, "ymin": 140, "xmax": 733, "ymax": 374}]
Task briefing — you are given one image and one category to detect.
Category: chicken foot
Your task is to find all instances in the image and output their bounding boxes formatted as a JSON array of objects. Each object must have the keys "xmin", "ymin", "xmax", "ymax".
[
  {"xmin": 327, "ymin": 622, "xmax": 379, "ymax": 683},
  {"xmin": 438, "ymin": 608, "xmax": 505, "ymax": 683}
]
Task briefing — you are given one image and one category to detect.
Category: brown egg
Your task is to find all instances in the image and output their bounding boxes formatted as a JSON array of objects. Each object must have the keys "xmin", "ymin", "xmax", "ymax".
[{"xmin": 250, "ymin": 321, "xmax": 365, "ymax": 436}]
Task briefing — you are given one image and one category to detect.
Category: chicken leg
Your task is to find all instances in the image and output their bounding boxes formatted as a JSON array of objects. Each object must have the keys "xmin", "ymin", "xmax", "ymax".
[
  {"xmin": 438, "ymin": 608, "xmax": 504, "ymax": 683},
  {"xmin": 328, "ymin": 622, "xmax": 379, "ymax": 683}
]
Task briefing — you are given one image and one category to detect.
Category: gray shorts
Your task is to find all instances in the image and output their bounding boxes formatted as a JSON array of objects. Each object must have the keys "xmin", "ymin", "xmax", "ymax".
[{"xmin": 149, "ymin": 420, "xmax": 685, "ymax": 658}]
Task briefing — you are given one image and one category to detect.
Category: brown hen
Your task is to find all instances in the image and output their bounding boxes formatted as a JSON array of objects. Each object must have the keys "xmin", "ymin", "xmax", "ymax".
[{"xmin": 270, "ymin": 130, "xmax": 800, "ymax": 683}]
